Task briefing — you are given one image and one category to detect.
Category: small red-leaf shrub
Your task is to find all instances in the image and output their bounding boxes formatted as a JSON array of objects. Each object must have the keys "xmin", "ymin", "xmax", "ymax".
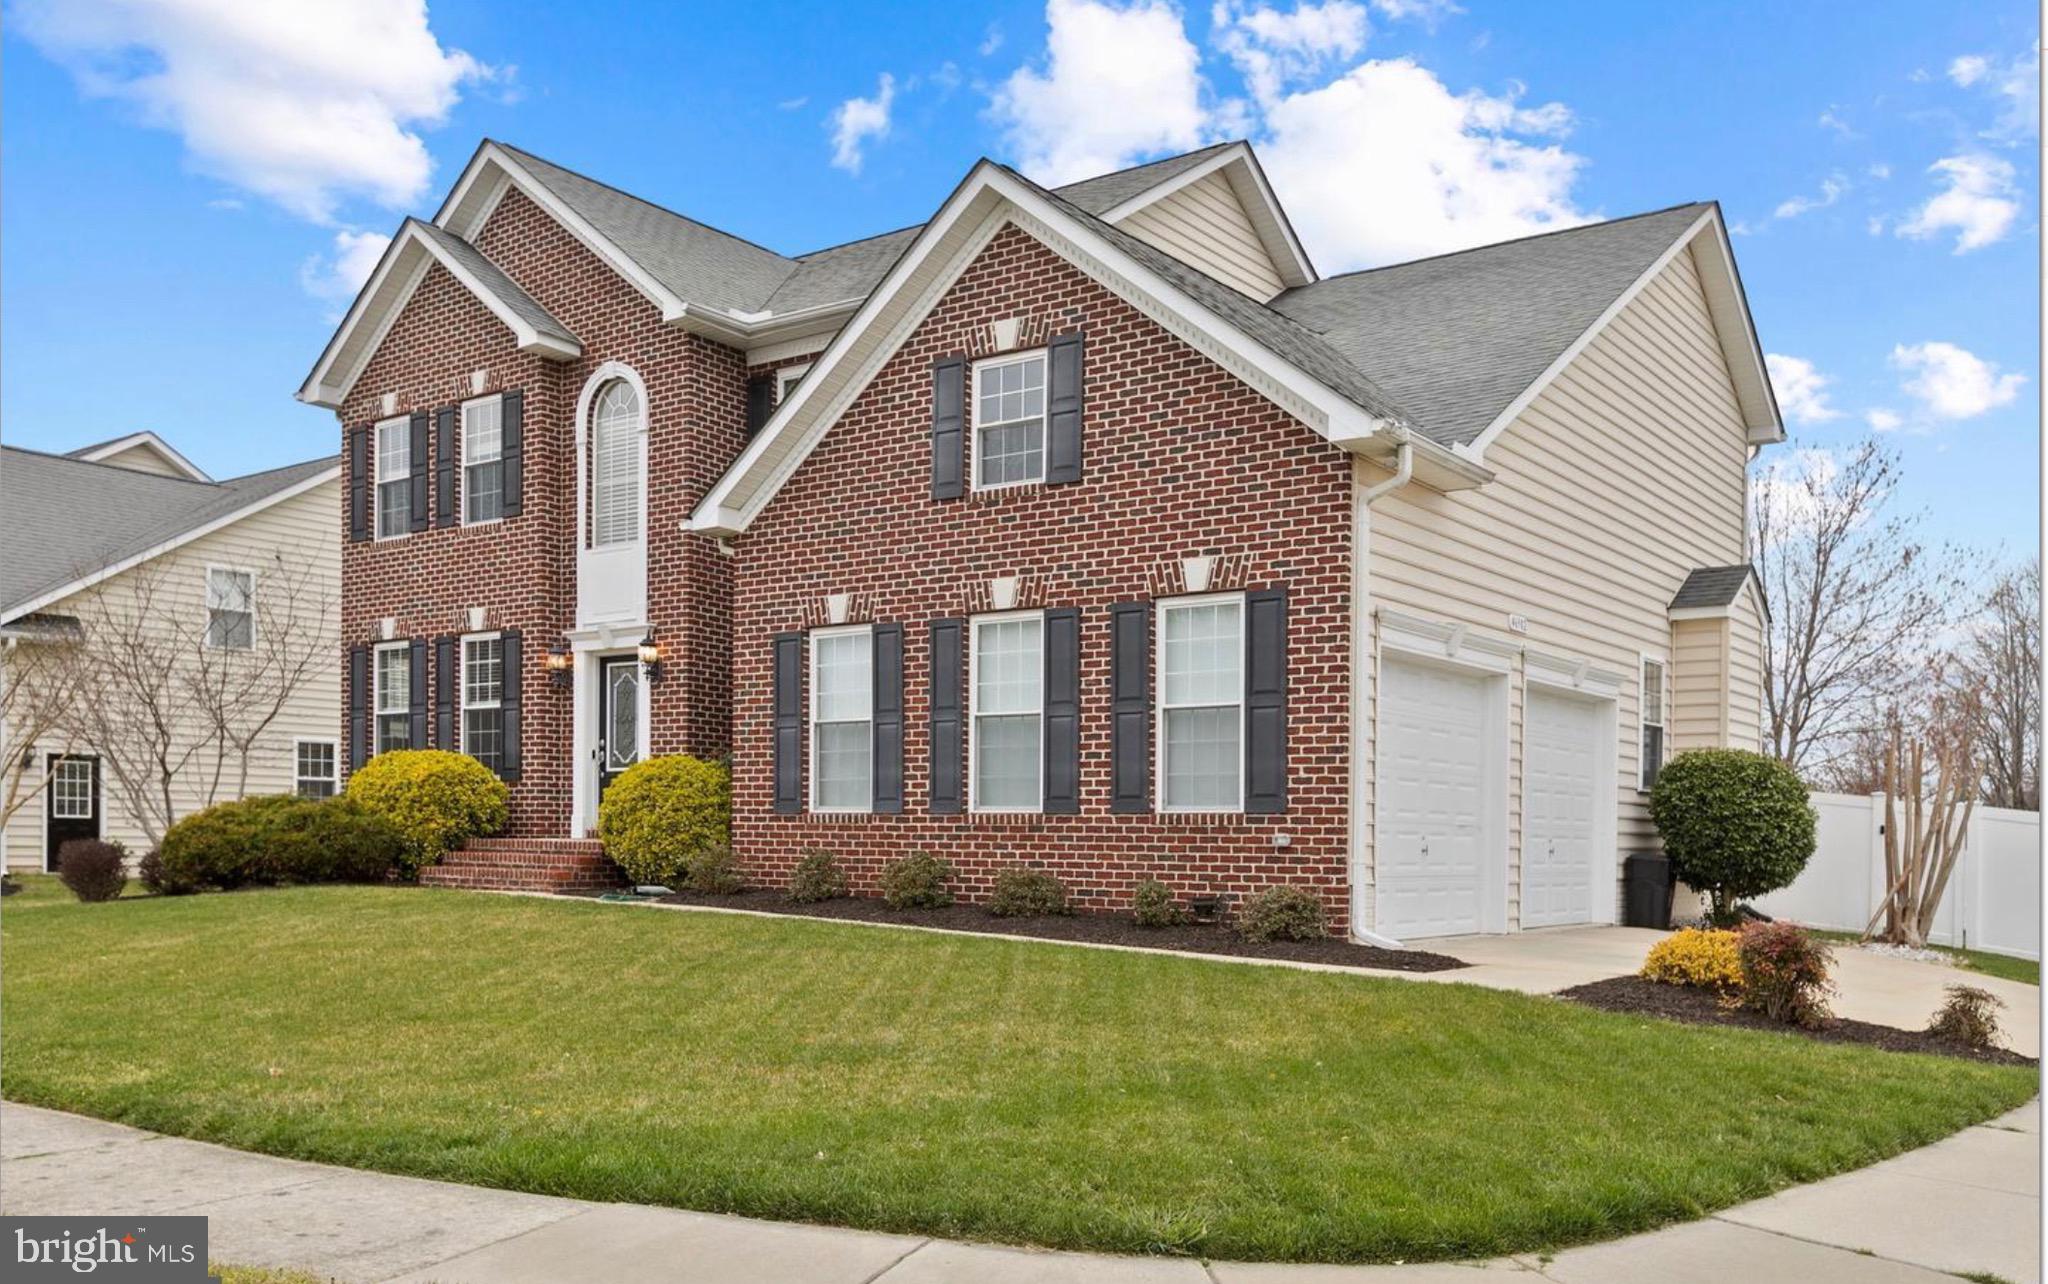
[
  {"xmin": 1737, "ymin": 921, "xmax": 1834, "ymax": 1028},
  {"xmin": 1928, "ymin": 984, "xmax": 2005, "ymax": 1049},
  {"xmin": 57, "ymin": 840, "xmax": 128, "ymax": 903}
]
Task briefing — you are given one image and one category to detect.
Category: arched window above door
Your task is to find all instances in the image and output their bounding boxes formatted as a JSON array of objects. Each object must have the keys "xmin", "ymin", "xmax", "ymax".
[{"xmin": 590, "ymin": 379, "xmax": 643, "ymax": 547}]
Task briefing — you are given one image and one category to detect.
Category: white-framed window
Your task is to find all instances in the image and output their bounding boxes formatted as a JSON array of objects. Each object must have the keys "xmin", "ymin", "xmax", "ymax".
[
  {"xmin": 590, "ymin": 379, "xmax": 643, "ymax": 547},
  {"xmin": 971, "ymin": 350, "xmax": 1047, "ymax": 490},
  {"xmin": 1639, "ymin": 656, "xmax": 1667, "ymax": 792},
  {"xmin": 462, "ymin": 633, "xmax": 505, "ymax": 772},
  {"xmin": 373, "ymin": 642, "xmax": 410, "ymax": 755},
  {"xmin": 295, "ymin": 740, "xmax": 338, "ymax": 798},
  {"xmin": 970, "ymin": 612, "xmax": 1043, "ymax": 811},
  {"xmin": 1158, "ymin": 594, "xmax": 1245, "ymax": 812},
  {"xmin": 374, "ymin": 414, "xmax": 411, "ymax": 539},
  {"xmin": 776, "ymin": 363, "xmax": 811, "ymax": 405},
  {"xmin": 204, "ymin": 566, "xmax": 256, "ymax": 650},
  {"xmin": 809, "ymin": 625, "xmax": 872, "ymax": 812},
  {"xmin": 462, "ymin": 394, "xmax": 504, "ymax": 525},
  {"xmin": 50, "ymin": 758, "xmax": 93, "ymax": 820}
]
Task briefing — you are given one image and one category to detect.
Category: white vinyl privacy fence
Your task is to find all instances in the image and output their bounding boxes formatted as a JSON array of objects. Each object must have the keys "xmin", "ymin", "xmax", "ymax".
[{"xmin": 1750, "ymin": 792, "xmax": 2041, "ymax": 960}]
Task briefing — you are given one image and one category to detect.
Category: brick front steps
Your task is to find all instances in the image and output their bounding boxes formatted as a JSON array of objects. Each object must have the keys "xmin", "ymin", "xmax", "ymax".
[{"xmin": 419, "ymin": 838, "xmax": 624, "ymax": 893}]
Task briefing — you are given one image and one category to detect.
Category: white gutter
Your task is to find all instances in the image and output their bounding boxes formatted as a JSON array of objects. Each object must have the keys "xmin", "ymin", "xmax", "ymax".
[{"xmin": 1348, "ymin": 426, "xmax": 1416, "ymax": 951}]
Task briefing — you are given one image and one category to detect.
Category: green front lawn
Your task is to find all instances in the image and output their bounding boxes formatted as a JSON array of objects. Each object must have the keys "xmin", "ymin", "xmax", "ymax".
[{"xmin": 2, "ymin": 887, "xmax": 2033, "ymax": 1264}]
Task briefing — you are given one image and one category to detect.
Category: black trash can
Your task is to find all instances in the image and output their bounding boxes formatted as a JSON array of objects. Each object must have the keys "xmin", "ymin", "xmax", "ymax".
[{"xmin": 1623, "ymin": 853, "xmax": 1675, "ymax": 929}]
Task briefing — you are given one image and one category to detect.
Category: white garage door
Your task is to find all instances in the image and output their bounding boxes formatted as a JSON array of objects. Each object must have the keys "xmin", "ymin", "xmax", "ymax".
[
  {"xmin": 1522, "ymin": 688, "xmax": 1605, "ymax": 928},
  {"xmin": 1376, "ymin": 656, "xmax": 1492, "ymax": 939}
]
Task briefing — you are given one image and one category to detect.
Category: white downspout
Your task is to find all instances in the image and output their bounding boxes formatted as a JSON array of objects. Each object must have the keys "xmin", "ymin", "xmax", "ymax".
[{"xmin": 1349, "ymin": 431, "xmax": 1415, "ymax": 949}]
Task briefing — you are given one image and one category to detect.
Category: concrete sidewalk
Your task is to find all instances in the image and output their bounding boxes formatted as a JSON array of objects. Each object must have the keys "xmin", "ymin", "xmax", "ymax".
[{"xmin": 2, "ymin": 1100, "xmax": 2035, "ymax": 1283}]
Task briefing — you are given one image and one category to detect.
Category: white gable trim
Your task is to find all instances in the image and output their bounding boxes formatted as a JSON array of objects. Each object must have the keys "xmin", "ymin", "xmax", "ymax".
[
  {"xmin": 1457, "ymin": 206, "xmax": 1784, "ymax": 464},
  {"xmin": 1, "ymin": 465, "xmax": 341, "ymax": 625},
  {"xmin": 689, "ymin": 163, "xmax": 1460, "ymax": 537},
  {"xmin": 71, "ymin": 432, "xmax": 212, "ymax": 482},
  {"xmin": 1668, "ymin": 572, "xmax": 1767, "ymax": 623},
  {"xmin": 297, "ymin": 219, "xmax": 581, "ymax": 409},
  {"xmin": 1100, "ymin": 144, "xmax": 1317, "ymax": 290}
]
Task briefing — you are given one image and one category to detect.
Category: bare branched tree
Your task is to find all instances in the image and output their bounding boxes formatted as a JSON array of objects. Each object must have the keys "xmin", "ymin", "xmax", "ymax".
[
  {"xmin": 0, "ymin": 622, "xmax": 88, "ymax": 832},
  {"xmin": 1952, "ymin": 560, "xmax": 2041, "ymax": 810},
  {"xmin": 1751, "ymin": 440, "xmax": 1963, "ymax": 782}
]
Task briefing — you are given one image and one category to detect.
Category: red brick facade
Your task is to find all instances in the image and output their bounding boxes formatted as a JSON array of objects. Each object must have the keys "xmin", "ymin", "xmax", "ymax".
[{"xmin": 730, "ymin": 226, "xmax": 1357, "ymax": 928}]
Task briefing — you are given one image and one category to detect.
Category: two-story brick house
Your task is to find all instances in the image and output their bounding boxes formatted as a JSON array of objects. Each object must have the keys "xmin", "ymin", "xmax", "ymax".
[{"xmin": 304, "ymin": 138, "xmax": 1780, "ymax": 941}]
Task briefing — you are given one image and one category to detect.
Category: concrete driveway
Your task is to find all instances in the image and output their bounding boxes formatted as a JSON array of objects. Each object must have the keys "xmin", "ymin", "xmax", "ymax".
[{"xmin": 1407, "ymin": 924, "xmax": 2041, "ymax": 1058}]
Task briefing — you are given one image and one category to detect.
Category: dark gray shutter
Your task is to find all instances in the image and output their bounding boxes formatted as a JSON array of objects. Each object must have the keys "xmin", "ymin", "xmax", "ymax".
[
  {"xmin": 772, "ymin": 633, "xmax": 802, "ymax": 814},
  {"xmin": 746, "ymin": 376, "xmax": 774, "ymax": 435},
  {"xmin": 1046, "ymin": 331, "xmax": 1083, "ymax": 485},
  {"xmin": 347, "ymin": 429, "xmax": 369, "ymax": 543},
  {"xmin": 347, "ymin": 644, "xmax": 369, "ymax": 770},
  {"xmin": 407, "ymin": 412, "xmax": 430, "ymax": 533},
  {"xmin": 501, "ymin": 390, "xmax": 524, "ymax": 518},
  {"xmin": 1042, "ymin": 607, "xmax": 1080, "ymax": 813},
  {"xmin": 1110, "ymin": 602, "xmax": 1150, "ymax": 812},
  {"xmin": 434, "ymin": 635, "xmax": 456, "ymax": 749},
  {"xmin": 435, "ymin": 407, "xmax": 457, "ymax": 528},
  {"xmin": 931, "ymin": 356, "xmax": 965, "ymax": 500},
  {"xmin": 1245, "ymin": 588, "xmax": 1288, "ymax": 814},
  {"xmin": 872, "ymin": 622, "xmax": 904, "ymax": 813},
  {"xmin": 500, "ymin": 629, "xmax": 523, "ymax": 782},
  {"xmin": 928, "ymin": 618, "xmax": 964, "ymax": 813},
  {"xmin": 407, "ymin": 638, "xmax": 429, "ymax": 748}
]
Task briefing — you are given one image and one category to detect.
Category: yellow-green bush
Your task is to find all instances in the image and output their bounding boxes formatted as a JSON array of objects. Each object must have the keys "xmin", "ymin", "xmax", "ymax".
[
  {"xmin": 345, "ymin": 749, "xmax": 508, "ymax": 875},
  {"xmin": 597, "ymin": 755, "xmax": 731, "ymax": 887},
  {"xmin": 1640, "ymin": 928, "xmax": 1743, "ymax": 992}
]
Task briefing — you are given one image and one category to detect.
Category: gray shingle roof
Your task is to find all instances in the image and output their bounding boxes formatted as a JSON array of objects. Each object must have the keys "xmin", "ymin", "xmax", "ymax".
[
  {"xmin": 1670, "ymin": 564, "xmax": 1758, "ymax": 611},
  {"xmin": 1269, "ymin": 203, "xmax": 1712, "ymax": 447},
  {"xmin": 1052, "ymin": 142, "xmax": 1239, "ymax": 214},
  {"xmin": 769, "ymin": 226, "xmax": 923, "ymax": 314},
  {"xmin": 1, "ymin": 446, "xmax": 338, "ymax": 620},
  {"xmin": 411, "ymin": 220, "xmax": 578, "ymax": 350}
]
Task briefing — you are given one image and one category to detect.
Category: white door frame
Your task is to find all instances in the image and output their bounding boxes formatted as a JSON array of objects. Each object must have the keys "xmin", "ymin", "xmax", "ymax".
[
  {"xmin": 1519, "ymin": 670, "xmax": 1620, "ymax": 929},
  {"xmin": 568, "ymin": 624, "xmax": 653, "ymax": 837}
]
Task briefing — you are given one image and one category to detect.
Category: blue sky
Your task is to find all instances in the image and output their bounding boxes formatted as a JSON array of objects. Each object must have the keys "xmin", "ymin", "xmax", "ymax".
[{"xmin": 3, "ymin": 0, "xmax": 2038, "ymax": 557}]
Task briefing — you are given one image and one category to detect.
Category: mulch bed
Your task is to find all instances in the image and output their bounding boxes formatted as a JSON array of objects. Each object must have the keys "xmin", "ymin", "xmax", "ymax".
[
  {"xmin": 576, "ymin": 887, "xmax": 1466, "ymax": 973},
  {"xmin": 1561, "ymin": 975, "xmax": 2037, "ymax": 1066}
]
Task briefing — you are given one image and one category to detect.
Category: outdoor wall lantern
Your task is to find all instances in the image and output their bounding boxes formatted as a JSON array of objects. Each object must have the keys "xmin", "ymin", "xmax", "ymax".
[
  {"xmin": 546, "ymin": 641, "xmax": 573, "ymax": 689},
  {"xmin": 638, "ymin": 634, "xmax": 664, "ymax": 684}
]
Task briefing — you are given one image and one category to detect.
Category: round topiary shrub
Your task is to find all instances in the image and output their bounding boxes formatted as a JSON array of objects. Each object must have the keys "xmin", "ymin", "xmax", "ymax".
[
  {"xmin": 787, "ymin": 849, "xmax": 849, "ymax": 903},
  {"xmin": 160, "ymin": 796, "xmax": 284, "ymax": 889},
  {"xmin": 57, "ymin": 839, "xmax": 129, "ymax": 903},
  {"xmin": 596, "ymin": 755, "xmax": 731, "ymax": 888},
  {"xmin": 987, "ymin": 865, "xmax": 1070, "ymax": 917},
  {"xmin": 1235, "ymin": 885, "xmax": 1328, "ymax": 942},
  {"xmin": 879, "ymin": 851, "xmax": 953, "ymax": 909},
  {"xmin": 265, "ymin": 797, "xmax": 405, "ymax": 883},
  {"xmin": 1649, "ymin": 748, "xmax": 1816, "ymax": 926},
  {"xmin": 346, "ymin": 749, "xmax": 509, "ymax": 876}
]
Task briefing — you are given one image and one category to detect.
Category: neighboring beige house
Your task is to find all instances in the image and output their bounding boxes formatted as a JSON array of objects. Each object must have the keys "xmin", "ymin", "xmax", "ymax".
[{"xmin": 1, "ymin": 434, "xmax": 340, "ymax": 871}]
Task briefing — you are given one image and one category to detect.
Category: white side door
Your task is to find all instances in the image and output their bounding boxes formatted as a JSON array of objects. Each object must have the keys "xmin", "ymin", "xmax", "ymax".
[
  {"xmin": 1376, "ymin": 656, "xmax": 1491, "ymax": 938},
  {"xmin": 1522, "ymin": 688, "xmax": 1605, "ymax": 928}
]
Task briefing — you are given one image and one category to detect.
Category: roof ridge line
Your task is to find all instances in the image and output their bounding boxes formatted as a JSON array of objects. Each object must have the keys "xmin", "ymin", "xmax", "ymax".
[
  {"xmin": 1300, "ymin": 201, "xmax": 1713, "ymax": 286},
  {"xmin": 2, "ymin": 442, "xmax": 222, "ymax": 485}
]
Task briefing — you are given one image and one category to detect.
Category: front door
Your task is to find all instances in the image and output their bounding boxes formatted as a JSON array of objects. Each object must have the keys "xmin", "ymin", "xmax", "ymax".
[
  {"xmin": 597, "ymin": 656, "xmax": 642, "ymax": 799},
  {"xmin": 45, "ymin": 754, "xmax": 100, "ymax": 872}
]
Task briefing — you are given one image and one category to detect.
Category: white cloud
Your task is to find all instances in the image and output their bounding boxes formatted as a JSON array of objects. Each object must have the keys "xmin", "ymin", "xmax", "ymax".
[
  {"xmin": 1213, "ymin": 0, "xmax": 1368, "ymax": 105},
  {"xmin": 1368, "ymin": 0, "xmax": 1459, "ymax": 22},
  {"xmin": 13, "ymin": 0, "xmax": 492, "ymax": 224},
  {"xmin": 1258, "ymin": 58, "xmax": 1587, "ymax": 268},
  {"xmin": 1773, "ymin": 174, "xmax": 1848, "ymax": 219},
  {"xmin": 1751, "ymin": 447, "xmax": 1848, "ymax": 535},
  {"xmin": 1867, "ymin": 162, "xmax": 1891, "ymax": 179},
  {"xmin": 1765, "ymin": 354, "xmax": 1842, "ymax": 425},
  {"xmin": 1896, "ymin": 154, "xmax": 2020, "ymax": 252},
  {"xmin": 1890, "ymin": 341, "xmax": 2026, "ymax": 420},
  {"xmin": 1948, "ymin": 54, "xmax": 1990, "ymax": 87},
  {"xmin": 1865, "ymin": 407, "xmax": 1902, "ymax": 432},
  {"xmin": 298, "ymin": 228, "xmax": 392, "ymax": 307},
  {"xmin": 829, "ymin": 73, "xmax": 896, "ymax": 174},
  {"xmin": 990, "ymin": 0, "xmax": 1209, "ymax": 185},
  {"xmin": 979, "ymin": 24, "xmax": 1005, "ymax": 56},
  {"xmin": 1817, "ymin": 107, "xmax": 1857, "ymax": 137},
  {"xmin": 778, "ymin": 96, "xmax": 810, "ymax": 111}
]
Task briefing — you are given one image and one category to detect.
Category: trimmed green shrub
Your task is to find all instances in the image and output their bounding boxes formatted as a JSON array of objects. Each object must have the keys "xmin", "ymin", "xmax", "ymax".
[
  {"xmin": 1929, "ymin": 983, "xmax": 2006, "ymax": 1049},
  {"xmin": 1235, "ymin": 885, "xmax": 1328, "ymax": 942},
  {"xmin": 787, "ymin": 849, "xmax": 849, "ymax": 903},
  {"xmin": 596, "ymin": 755, "xmax": 731, "ymax": 887},
  {"xmin": 137, "ymin": 846, "xmax": 192, "ymax": 896},
  {"xmin": 988, "ymin": 866, "xmax": 1070, "ymax": 917},
  {"xmin": 1737, "ymin": 921, "xmax": 1833, "ymax": 1028},
  {"xmin": 1649, "ymin": 749, "xmax": 1816, "ymax": 926},
  {"xmin": 160, "ymin": 796, "xmax": 283, "ymax": 889},
  {"xmin": 264, "ymin": 797, "xmax": 403, "ymax": 883},
  {"xmin": 346, "ymin": 750, "xmax": 508, "ymax": 875},
  {"xmin": 880, "ymin": 851, "xmax": 953, "ymax": 909},
  {"xmin": 57, "ymin": 840, "xmax": 128, "ymax": 903},
  {"xmin": 685, "ymin": 842, "xmax": 745, "ymax": 894},
  {"xmin": 1131, "ymin": 879, "xmax": 1190, "ymax": 928}
]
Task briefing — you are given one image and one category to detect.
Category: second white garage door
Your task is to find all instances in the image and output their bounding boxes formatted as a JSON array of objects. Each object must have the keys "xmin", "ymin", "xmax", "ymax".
[
  {"xmin": 1376, "ymin": 656, "xmax": 1494, "ymax": 939},
  {"xmin": 1521, "ymin": 687, "xmax": 1606, "ymax": 928}
]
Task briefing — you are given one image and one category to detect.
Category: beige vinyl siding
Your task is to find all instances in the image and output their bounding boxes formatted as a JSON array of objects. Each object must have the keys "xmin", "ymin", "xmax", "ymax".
[
  {"xmin": 1119, "ymin": 171, "xmax": 1287, "ymax": 301},
  {"xmin": 88, "ymin": 442, "xmax": 193, "ymax": 478},
  {"xmin": 2, "ymin": 479, "xmax": 340, "ymax": 869},
  {"xmin": 1726, "ymin": 589, "xmax": 1765, "ymax": 752},
  {"xmin": 1670, "ymin": 618, "xmax": 1728, "ymax": 750},
  {"xmin": 1359, "ymin": 241, "xmax": 1753, "ymax": 931}
]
